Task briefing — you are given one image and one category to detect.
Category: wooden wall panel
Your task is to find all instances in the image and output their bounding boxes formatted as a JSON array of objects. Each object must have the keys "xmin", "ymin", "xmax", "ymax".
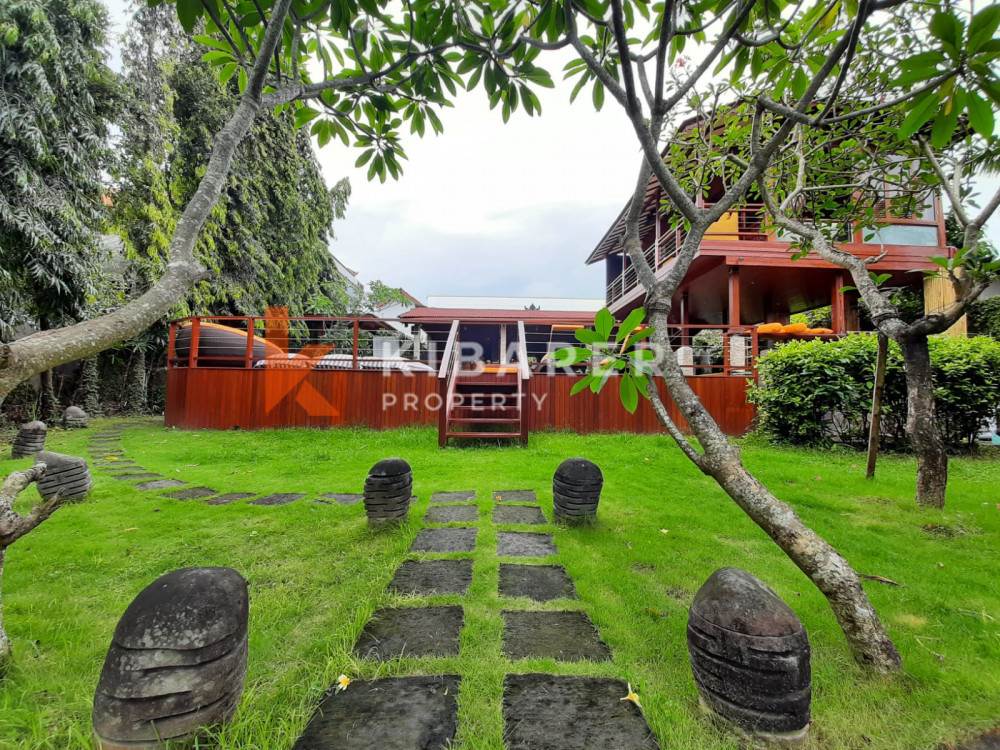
[{"xmin": 165, "ymin": 369, "xmax": 754, "ymax": 435}]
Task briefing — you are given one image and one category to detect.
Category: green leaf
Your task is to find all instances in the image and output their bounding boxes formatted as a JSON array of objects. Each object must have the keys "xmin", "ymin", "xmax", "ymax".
[
  {"xmin": 594, "ymin": 308, "xmax": 614, "ymax": 341},
  {"xmin": 929, "ymin": 11, "xmax": 963, "ymax": 49},
  {"xmin": 626, "ymin": 327, "xmax": 654, "ymax": 345},
  {"xmin": 969, "ymin": 5, "xmax": 1000, "ymax": 54},
  {"xmin": 294, "ymin": 105, "xmax": 321, "ymax": 129},
  {"xmin": 616, "ymin": 307, "xmax": 646, "ymax": 343},
  {"xmin": 552, "ymin": 347, "xmax": 593, "ymax": 366},
  {"xmin": 570, "ymin": 375, "xmax": 594, "ymax": 395},
  {"xmin": 592, "ymin": 79, "xmax": 605, "ymax": 110},
  {"xmin": 967, "ymin": 91, "xmax": 996, "ymax": 137},
  {"xmin": 176, "ymin": 0, "xmax": 203, "ymax": 32},
  {"xmin": 897, "ymin": 89, "xmax": 942, "ymax": 140},
  {"xmin": 574, "ymin": 328, "xmax": 603, "ymax": 345},
  {"xmin": 619, "ymin": 371, "xmax": 638, "ymax": 413}
]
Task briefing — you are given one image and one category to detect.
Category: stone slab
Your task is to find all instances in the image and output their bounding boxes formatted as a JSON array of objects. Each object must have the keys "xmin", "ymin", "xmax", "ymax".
[
  {"xmin": 424, "ymin": 505, "xmax": 478, "ymax": 524},
  {"xmin": 430, "ymin": 491, "xmax": 476, "ymax": 504},
  {"xmin": 503, "ymin": 674, "xmax": 659, "ymax": 750},
  {"xmin": 498, "ymin": 564, "xmax": 577, "ymax": 602},
  {"xmin": 206, "ymin": 493, "xmax": 257, "ymax": 506},
  {"xmin": 133, "ymin": 479, "xmax": 188, "ymax": 491},
  {"xmin": 497, "ymin": 532, "xmax": 557, "ymax": 558},
  {"xmin": 493, "ymin": 505, "xmax": 547, "ymax": 526},
  {"xmin": 113, "ymin": 473, "xmax": 162, "ymax": 481},
  {"xmin": 410, "ymin": 527, "xmax": 477, "ymax": 553},
  {"xmin": 389, "ymin": 560, "xmax": 474, "ymax": 596},
  {"xmin": 162, "ymin": 486, "xmax": 218, "ymax": 500},
  {"xmin": 502, "ymin": 610, "xmax": 611, "ymax": 662},
  {"xmin": 250, "ymin": 493, "xmax": 307, "ymax": 506},
  {"xmin": 353, "ymin": 606, "xmax": 464, "ymax": 659},
  {"xmin": 492, "ymin": 490, "xmax": 538, "ymax": 503},
  {"xmin": 321, "ymin": 493, "xmax": 363, "ymax": 505},
  {"xmin": 292, "ymin": 675, "xmax": 460, "ymax": 750}
]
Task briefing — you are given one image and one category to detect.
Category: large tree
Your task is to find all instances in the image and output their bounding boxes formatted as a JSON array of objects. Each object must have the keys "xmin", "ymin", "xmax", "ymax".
[{"xmin": 0, "ymin": 0, "xmax": 116, "ymax": 417}]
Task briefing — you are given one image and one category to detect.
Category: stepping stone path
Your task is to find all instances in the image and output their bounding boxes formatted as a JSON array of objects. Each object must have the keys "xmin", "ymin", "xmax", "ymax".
[
  {"xmin": 321, "ymin": 492, "xmax": 362, "ymax": 505},
  {"xmin": 133, "ymin": 479, "xmax": 188, "ymax": 491},
  {"xmin": 207, "ymin": 492, "xmax": 257, "ymax": 506},
  {"xmin": 492, "ymin": 489, "xmax": 538, "ymax": 503},
  {"xmin": 250, "ymin": 493, "xmax": 306, "ymax": 506},
  {"xmin": 430, "ymin": 490, "xmax": 476, "ymax": 503},
  {"xmin": 424, "ymin": 504, "xmax": 478, "ymax": 524},
  {"xmin": 162, "ymin": 486, "xmax": 218, "ymax": 501},
  {"xmin": 353, "ymin": 606, "xmax": 464, "ymax": 659},
  {"xmin": 389, "ymin": 560, "xmax": 474, "ymax": 596},
  {"xmin": 293, "ymin": 487, "xmax": 660, "ymax": 750}
]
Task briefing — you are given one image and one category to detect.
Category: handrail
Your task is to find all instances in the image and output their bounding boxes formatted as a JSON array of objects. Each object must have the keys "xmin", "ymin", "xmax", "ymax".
[
  {"xmin": 516, "ymin": 321, "xmax": 530, "ymax": 382},
  {"xmin": 438, "ymin": 319, "xmax": 459, "ymax": 380}
]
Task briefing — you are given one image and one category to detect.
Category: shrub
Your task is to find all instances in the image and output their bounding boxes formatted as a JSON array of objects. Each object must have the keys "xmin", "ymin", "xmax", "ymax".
[
  {"xmin": 968, "ymin": 296, "xmax": 1000, "ymax": 339},
  {"xmin": 749, "ymin": 334, "xmax": 1000, "ymax": 449}
]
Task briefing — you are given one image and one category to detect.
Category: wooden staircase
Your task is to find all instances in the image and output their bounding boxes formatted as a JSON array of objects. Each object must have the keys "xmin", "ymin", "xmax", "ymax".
[{"xmin": 438, "ymin": 321, "xmax": 530, "ymax": 447}]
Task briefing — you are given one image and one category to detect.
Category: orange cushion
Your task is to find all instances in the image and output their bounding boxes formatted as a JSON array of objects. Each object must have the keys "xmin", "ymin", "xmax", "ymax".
[
  {"xmin": 807, "ymin": 327, "xmax": 834, "ymax": 335},
  {"xmin": 756, "ymin": 323, "xmax": 783, "ymax": 334},
  {"xmin": 781, "ymin": 323, "xmax": 808, "ymax": 334}
]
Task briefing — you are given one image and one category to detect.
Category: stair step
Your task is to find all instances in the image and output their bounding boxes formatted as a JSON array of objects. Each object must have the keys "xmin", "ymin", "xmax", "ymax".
[
  {"xmin": 449, "ymin": 418, "xmax": 521, "ymax": 425},
  {"xmin": 446, "ymin": 431, "xmax": 522, "ymax": 439}
]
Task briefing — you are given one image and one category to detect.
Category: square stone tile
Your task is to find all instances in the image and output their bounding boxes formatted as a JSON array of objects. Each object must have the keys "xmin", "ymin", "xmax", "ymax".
[
  {"xmin": 493, "ymin": 490, "xmax": 538, "ymax": 503},
  {"xmin": 497, "ymin": 532, "xmax": 557, "ymax": 558},
  {"xmin": 250, "ymin": 493, "xmax": 307, "ymax": 506},
  {"xmin": 502, "ymin": 610, "xmax": 611, "ymax": 662},
  {"xmin": 503, "ymin": 674, "xmax": 658, "ymax": 750},
  {"xmin": 161, "ymin": 486, "xmax": 217, "ymax": 500},
  {"xmin": 321, "ymin": 492, "xmax": 363, "ymax": 505},
  {"xmin": 353, "ymin": 606, "xmax": 464, "ymax": 659},
  {"xmin": 499, "ymin": 564, "xmax": 577, "ymax": 602},
  {"xmin": 206, "ymin": 492, "xmax": 256, "ymax": 506},
  {"xmin": 133, "ymin": 479, "xmax": 188, "ymax": 491},
  {"xmin": 430, "ymin": 491, "xmax": 476, "ymax": 504},
  {"xmin": 292, "ymin": 675, "xmax": 460, "ymax": 750},
  {"xmin": 389, "ymin": 560, "xmax": 474, "ymax": 596},
  {"xmin": 113, "ymin": 472, "xmax": 161, "ymax": 481},
  {"xmin": 424, "ymin": 505, "xmax": 478, "ymax": 524},
  {"xmin": 410, "ymin": 527, "xmax": 477, "ymax": 553},
  {"xmin": 493, "ymin": 505, "xmax": 547, "ymax": 525}
]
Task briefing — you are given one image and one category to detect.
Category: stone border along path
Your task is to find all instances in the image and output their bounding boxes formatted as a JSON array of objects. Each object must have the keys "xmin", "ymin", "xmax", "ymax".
[{"xmin": 292, "ymin": 489, "xmax": 660, "ymax": 750}]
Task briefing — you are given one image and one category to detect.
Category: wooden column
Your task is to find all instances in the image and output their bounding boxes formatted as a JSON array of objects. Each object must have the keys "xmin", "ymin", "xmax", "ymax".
[
  {"xmin": 831, "ymin": 272, "xmax": 848, "ymax": 334},
  {"xmin": 680, "ymin": 292, "xmax": 690, "ymax": 347},
  {"xmin": 728, "ymin": 266, "xmax": 741, "ymax": 327}
]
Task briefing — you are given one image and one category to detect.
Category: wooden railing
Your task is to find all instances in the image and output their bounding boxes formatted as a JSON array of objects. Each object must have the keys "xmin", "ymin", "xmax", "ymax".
[
  {"xmin": 438, "ymin": 319, "xmax": 460, "ymax": 447},
  {"xmin": 516, "ymin": 321, "xmax": 530, "ymax": 444}
]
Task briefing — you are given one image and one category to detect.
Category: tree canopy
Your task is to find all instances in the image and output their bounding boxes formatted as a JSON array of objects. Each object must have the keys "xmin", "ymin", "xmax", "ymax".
[{"xmin": 0, "ymin": 0, "xmax": 116, "ymax": 338}]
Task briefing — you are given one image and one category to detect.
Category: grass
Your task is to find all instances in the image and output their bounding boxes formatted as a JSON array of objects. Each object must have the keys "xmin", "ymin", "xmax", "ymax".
[{"xmin": 0, "ymin": 419, "xmax": 998, "ymax": 749}]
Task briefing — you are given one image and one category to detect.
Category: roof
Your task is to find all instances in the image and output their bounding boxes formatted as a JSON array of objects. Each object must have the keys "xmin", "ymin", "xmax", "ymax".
[
  {"xmin": 398, "ymin": 288, "xmax": 425, "ymax": 307},
  {"xmin": 400, "ymin": 307, "xmax": 598, "ymax": 325}
]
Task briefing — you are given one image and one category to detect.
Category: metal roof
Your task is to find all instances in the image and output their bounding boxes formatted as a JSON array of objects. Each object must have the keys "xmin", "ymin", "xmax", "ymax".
[{"xmin": 400, "ymin": 308, "xmax": 597, "ymax": 325}]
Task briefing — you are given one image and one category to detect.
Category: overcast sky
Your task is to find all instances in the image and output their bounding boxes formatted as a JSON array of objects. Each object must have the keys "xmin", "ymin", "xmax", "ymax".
[{"xmin": 103, "ymin": 2, "xmax": 999, "ymax": 305}]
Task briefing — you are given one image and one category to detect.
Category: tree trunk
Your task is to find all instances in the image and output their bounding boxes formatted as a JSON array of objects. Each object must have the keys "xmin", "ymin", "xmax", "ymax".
[
  {"xmin": 36, "ymin": 316, "xmax": 58, "ymax": 423},
  {"xmin": 74, "ymin": 355, "xmax": 102, "ymax": 416},
  {"xmin": 122, "ymin": 348, "xmax": 148, "ymax": 415},
  {"xmin": 648, "ymin": 307, "xmax": 903, "ymax": 671},
  {"xmin": 899, "ymin": 335, "xmax": 948, "ymax": 508},
  {"xmin": 0, "ymin": 465, "xmax": 60, "ymax": 675}
]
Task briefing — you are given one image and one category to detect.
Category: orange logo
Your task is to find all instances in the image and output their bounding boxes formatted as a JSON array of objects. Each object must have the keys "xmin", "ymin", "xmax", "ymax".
[{"xmin": 261, "ymin": 307, "xmax": 342, "ymax": 417}]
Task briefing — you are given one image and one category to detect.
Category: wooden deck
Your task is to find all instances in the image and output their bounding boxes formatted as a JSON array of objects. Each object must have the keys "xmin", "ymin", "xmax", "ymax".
[{"xmin": 165, "ymin": 367, "xmax": 755, "ymax": 436}]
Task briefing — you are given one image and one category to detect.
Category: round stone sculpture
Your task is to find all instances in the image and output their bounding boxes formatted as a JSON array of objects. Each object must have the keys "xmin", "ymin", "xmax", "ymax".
[
  {"xmin": 33, "ymin": 451, "xmax": 93, "ymax": 502},
  {"xmin": 363, "ymin": 457, "xmax": 413, "ymax": 524},
  {"xmin": 11, "ymin": 420, "xmax": 47, "ymax": 459},
  {"xmin": 687, "ymin": 567, "xmax": 811, "ymax": 742},
  {"xmin": 93, "ymin": 567, "xmax": 249, "ymax": 750},
  {"xmin": 552, "ymin": 457, "xmax": 603, "ymax": 523},
  {"xmin": 63, "ymin": 405, "xmax": 89, "ymax": 429}
]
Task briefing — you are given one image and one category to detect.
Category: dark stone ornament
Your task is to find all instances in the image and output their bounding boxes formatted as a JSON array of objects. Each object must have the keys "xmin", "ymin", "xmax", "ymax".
[
  {"xmin": 552, "ymin": 458, "xmax": 602, "ymax": 523},
  {"xmin": 687, "ymin": 567, "xmax": 811, "ymax": 743},
  {"xmin": 93, "ymin": 567, "xmax": 249, "ymax": 749},
  {"xmin": 63, "ymin": 405, "xmax": 89, "ymax": 429},
  {"xmin": 11, "ymin": 420, "xmax": 47, "ymax": 459},
  {"xmin": 363, "ymin": 457, "xmax": 413, "ymax": 525},
  {"xmin": 33, "ymin": 451, "xmax": 93, "ymax": 502}
]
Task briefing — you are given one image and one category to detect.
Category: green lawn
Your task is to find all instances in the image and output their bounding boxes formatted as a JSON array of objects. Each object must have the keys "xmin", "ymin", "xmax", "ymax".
[{"xmin": 1, "ymin": 419, "xmax": 998, "ymax": 749}]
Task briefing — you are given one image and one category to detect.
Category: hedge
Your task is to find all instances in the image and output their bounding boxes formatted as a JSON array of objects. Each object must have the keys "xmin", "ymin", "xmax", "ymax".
[{"xmin": 748, "ymin": 334, "xmax": 1000, "ymax": 449}]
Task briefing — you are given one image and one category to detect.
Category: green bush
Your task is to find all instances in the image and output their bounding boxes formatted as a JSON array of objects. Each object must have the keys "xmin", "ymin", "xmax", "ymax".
[
  {"xmin": 968, "ymin": 296, "xmax": 1000, "ymax": 338},
  {"xmin": 748, "ymin": 334, "xmax": 1000, "ymax": 449}
]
